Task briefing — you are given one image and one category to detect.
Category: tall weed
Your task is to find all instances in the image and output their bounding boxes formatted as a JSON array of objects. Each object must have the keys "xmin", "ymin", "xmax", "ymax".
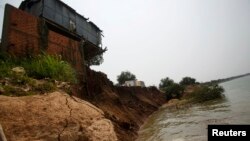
[{"xmin": 23, "ymin": 54, "xmax": 77, "ymax": 83}]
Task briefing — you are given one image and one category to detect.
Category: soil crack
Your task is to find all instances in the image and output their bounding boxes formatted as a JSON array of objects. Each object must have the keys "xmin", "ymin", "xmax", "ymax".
[{"xmin": 58, "ymin": 96, "xmax": 73, "ymax": 141}]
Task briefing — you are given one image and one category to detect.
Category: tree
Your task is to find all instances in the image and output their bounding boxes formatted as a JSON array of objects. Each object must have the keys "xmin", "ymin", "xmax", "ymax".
[
  {"xmin": 117, "ymin": 71, "xmax": 136, "ymax": 85},
  {"xmin": 164, "ymin": 83, "xmax": 184, "ymax": 100},
  {"xmin": 179, "ymin": 77, "xmax": 196, "ymax": 86},
  {"xmin": 159, "ymin": 77, "xmax": 174, "ymax": 90},
  {"xmin": 159, "ymin": 77, "xmax": 184, "ymax": 100},
  {"xmin": 85, "ymin": 46, "xmax": 107, "ymax": 66}
]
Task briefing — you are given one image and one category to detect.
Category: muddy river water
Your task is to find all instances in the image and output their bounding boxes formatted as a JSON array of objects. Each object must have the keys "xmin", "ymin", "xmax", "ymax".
[{"xmin": 137, "ymin": 76, "xmax": 250, "ymax": 141}]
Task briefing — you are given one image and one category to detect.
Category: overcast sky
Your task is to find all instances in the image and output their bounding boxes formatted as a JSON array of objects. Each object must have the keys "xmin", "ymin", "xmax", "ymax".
[{"xmin": 1, "ymin": 0, "xmax": 250, "ymax": 86}]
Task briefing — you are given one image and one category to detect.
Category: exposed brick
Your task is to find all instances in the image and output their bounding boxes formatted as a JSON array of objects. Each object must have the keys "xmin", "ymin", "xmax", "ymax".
[
  {"xmin": 1, "ymin": 4, "xmax": 87, "ymax": 97},
  {"xmin": 9, "ymin": 7, "xmax": 39, "ymax": 37},
  {"xmin": 2, "ymin": 5, "xmax": 83, "ymax": 71}
]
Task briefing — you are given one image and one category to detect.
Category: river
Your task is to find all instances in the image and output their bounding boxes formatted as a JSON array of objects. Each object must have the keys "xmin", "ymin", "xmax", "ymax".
[{"xmin": 137, "ymin": 76, "xmax": 250, "ymax": 141}]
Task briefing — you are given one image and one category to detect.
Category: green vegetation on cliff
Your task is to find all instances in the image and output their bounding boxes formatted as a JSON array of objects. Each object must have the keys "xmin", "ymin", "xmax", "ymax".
[
  {"xmin": 0, "ymin": 53, "xmax": 76, "ymax": 96},
  {"xmin": 0, "ymin": 53, "xmax": 77, "ymax": 83}
]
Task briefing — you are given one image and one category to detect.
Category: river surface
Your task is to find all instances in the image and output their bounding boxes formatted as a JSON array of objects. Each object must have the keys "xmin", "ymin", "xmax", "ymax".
[{"xmin": 137, "ymin": 76, "xmax": 250, "ymax": 141}]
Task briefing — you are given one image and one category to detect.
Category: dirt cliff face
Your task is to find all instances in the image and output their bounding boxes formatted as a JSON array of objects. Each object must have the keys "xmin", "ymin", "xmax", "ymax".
[
  {"xmin": 0, "ymin": 68, "xmax": 165, "ymax": 141},
  {"xmin": 0, "ymin": 92, "xmax": 118, "ymax": 141},
  {"xmin": 85, "ymin": 68, "xmax": 166, "ymax": 141}
]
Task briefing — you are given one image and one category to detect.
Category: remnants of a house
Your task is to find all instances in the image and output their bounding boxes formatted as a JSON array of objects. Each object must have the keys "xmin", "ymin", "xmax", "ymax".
[
  {"xmin": 123, "ymin": 80, "xmax": 145, "ymax": 87},
  {"xmin": 0, "ymin": 0, "xmax": 106, "ymax": 97},
  {"xmin": 19, "ymin": 0, "xmax": 103, "ymax": 48}
]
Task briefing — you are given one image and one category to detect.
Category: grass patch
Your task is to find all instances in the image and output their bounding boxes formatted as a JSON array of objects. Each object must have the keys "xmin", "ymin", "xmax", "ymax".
[
  {"xmin": 0, "ymin": 61, "xmax": 11, "ymax": 78},
  {"xmin": 11, "ymin": 74, "xmax": 32, "ymax": 86},
  {"xmin": 0, "ymin": 53, "xmax": 77, "ymax": 83},
  {"xmin": 2, "ymin": 85, "xmax": 34, "ymax": 96},
  {"xmin": 22, "ymin": 54, "xmax": 77, "ymax": 83},
  {"xmin": 0, "ymin": 52, "xmax": 76, "ymax": 96},
  {"xmin": 33, "ymin": 82, "xmax": 56, "ymax": 93},
  {"xmin": 0, "ymin": 58, "xmax": 14, "ymax": 78}
]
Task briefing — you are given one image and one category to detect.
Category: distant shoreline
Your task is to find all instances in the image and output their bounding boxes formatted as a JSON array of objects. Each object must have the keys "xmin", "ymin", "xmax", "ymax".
[{"xmin": 203, "ymin": 73, "xmax": 250, "ymax": 85}]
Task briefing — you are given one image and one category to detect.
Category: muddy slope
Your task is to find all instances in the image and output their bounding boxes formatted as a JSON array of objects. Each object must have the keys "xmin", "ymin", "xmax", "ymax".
[{"xmin": 85, "ymin": 68, "xmax": 166, "ymax": 141}]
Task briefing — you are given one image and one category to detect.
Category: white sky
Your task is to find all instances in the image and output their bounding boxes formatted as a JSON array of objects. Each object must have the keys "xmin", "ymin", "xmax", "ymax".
[{"xmin": 1, "ymin": 0, "xmax": 250, "ymax": 86}]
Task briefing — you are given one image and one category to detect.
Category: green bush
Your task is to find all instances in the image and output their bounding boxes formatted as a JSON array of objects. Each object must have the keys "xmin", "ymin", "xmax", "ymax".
[
  {"xmin": 179, "ymin": 76, "xmax": 196, "ymax": 86},
  {"xmin": 159, "ymin": 77, "xmax": 184, "ymax": 100},
  {"xmin": 159, "ymin": 77, "xmax": 174, "ymax": 90},
  {"xmin": 22, "ymin": 54, "xmax": 77, "ymax": 83},
  {"xmin": 163, "ymin": 83, "xmax": 184, "ymax": 100},
  {"xmin": 187, "ymin": 84, "xmax": 224, "ymax": 102}
]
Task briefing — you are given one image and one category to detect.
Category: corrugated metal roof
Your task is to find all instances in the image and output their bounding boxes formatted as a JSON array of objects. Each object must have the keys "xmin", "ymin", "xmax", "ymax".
[{"xmin": 19, "ymin": 0, "xmax": 103, "ymax": 46}]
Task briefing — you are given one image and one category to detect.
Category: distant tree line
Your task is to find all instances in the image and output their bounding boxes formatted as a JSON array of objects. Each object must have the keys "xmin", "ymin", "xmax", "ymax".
[{"xmin": 116, "ymin": 70, "xmax": 225, "ymax": 103}]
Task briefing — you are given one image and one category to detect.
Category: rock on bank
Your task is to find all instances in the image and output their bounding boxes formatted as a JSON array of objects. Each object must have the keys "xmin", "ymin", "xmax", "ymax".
[{"xmin": 0, "ymin": 92, "xmax": 117, "ymax": 141}]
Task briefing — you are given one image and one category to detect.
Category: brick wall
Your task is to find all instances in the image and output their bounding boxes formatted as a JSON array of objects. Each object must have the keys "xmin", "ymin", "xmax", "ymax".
[
  {"xmin": 1, "ymin": 4, "xmax": 40, "ymax": 55},
  {"xmin": 1, "ymin": 4, "xmax": 87, "ymax": 97}
]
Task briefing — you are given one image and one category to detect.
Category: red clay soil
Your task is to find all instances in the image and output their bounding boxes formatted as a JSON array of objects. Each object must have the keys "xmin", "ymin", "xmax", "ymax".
[{"xmin": 83, "ymin": 68, "xmax": 166, "ymax": 141}]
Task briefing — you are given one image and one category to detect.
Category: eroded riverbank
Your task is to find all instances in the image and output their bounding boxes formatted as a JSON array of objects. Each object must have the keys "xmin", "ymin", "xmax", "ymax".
[{"xmin": 137, "ymin": 76, "xmax": 250, "ymax": 141}]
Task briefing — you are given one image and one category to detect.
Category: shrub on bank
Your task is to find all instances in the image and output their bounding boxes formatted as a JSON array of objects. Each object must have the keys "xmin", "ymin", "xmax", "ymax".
[
  {"xmin": 164, "ymin": 83, "xmax": 184, "ymax": 100},
  {"xmin": 186, "ymin": 84, "xmax": 224, "ymax": 102}
]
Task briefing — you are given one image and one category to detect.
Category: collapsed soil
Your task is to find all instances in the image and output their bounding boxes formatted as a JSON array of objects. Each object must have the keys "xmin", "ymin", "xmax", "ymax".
[
  {"xmin": 0, "ymin": 68, "xmax": 166, "ymax": 141},
  {"xmin": 83, "ymin": 68, "xmax": 166, "ymax": 141}
]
